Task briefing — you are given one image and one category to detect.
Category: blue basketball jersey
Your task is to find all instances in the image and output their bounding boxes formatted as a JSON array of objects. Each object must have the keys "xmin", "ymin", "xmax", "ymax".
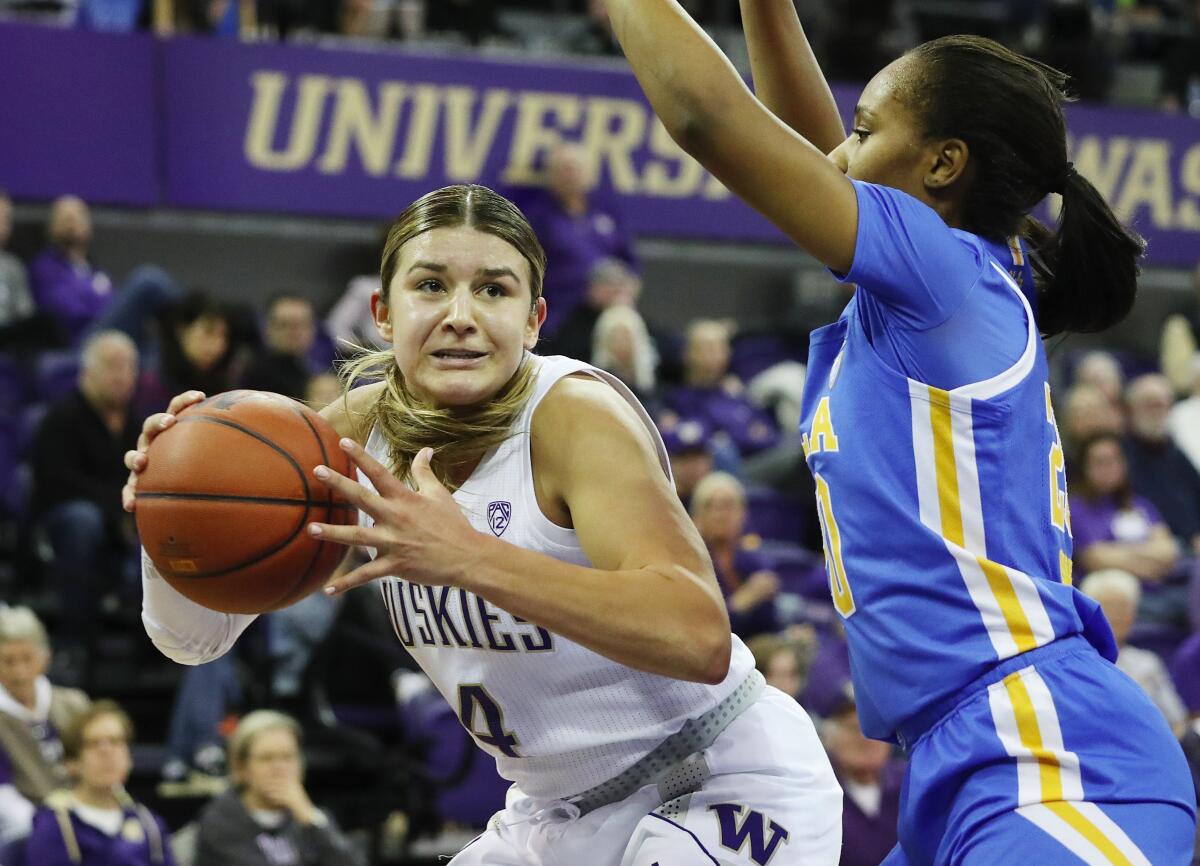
[{"xmin": 799, "ymin": 181, "xmax": 1117, "ymax": 742}]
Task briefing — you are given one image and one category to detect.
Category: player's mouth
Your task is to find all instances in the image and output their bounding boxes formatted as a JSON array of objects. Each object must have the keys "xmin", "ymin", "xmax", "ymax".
[{"xmin": 431, "ymin": 349, "xmax": 488, "ymax": 367}]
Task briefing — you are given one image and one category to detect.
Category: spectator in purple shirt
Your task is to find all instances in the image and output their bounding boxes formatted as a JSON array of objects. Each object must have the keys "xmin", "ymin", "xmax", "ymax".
[
  {"xmin": 1071, "ymin": 432, "xmax": 1186, "ymax": 627},
  {"xmin": 821, "ymin": 689, "xmax": 904, "ymax": 866},
  {"xmin": 29, "ymin": 196, "xmax": 114, "ymax": 348},
  {"xmin": 690, "ymin": 471, "xmax": 781, "ymax": 639},
  {"xmin": 663, "ymin": 319, "xmax": 780, "ymax": 457},
  {"xmin": 26, "ymin": 700, "xmax": 175, "ymax": 866},
  {"xmin": 514, "ymin": 142, "xmax": 638, "ymax": 341},
  {"xmin": 1072, "ymin": 433, "xmax": 1181, "ymax": 581}
]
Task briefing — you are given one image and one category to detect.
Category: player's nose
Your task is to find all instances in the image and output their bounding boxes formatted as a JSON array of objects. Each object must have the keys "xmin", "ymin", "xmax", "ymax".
[{"xmin": 442, "ymin": 289, "xmax": 478, "ymax": 332}]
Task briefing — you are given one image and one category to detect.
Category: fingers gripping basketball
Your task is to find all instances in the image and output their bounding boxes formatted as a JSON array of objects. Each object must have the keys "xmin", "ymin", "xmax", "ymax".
[{"xmin": 135, "ymin": 390, "xmax": 357, "ymax": 614}]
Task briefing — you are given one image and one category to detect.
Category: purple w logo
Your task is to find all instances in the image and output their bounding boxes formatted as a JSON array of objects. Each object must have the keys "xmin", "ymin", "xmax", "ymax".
[
  {"xmin": 709, "ymin": 804, "xmax": 790, "ymax": 866},
  {"xmin": 488, "ymin": 501, "xmax": 512, "ymax": 537}
]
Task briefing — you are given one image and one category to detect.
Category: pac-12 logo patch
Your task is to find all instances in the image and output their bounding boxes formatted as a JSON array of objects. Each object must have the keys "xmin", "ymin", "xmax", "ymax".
[{"xmin": 488, "ymin": 501, "xmax": 512, "ymax": 537}]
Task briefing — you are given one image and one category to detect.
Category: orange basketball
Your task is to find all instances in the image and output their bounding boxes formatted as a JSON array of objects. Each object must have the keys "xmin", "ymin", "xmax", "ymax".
[{"xmin": 135, "ymin": 390, "xmax": 357, "ymax": 614}]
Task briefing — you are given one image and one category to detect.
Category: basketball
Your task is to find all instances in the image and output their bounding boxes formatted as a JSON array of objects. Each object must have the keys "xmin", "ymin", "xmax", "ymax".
[{"xmin": 135, "ymin": 390, "xmax": 357, "ymax": 614}]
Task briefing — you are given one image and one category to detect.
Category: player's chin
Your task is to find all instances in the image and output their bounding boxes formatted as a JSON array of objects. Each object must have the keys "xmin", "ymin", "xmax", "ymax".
[{"xmin": 423, "ymin": 373, "xmax": 505, "ymax": 407}]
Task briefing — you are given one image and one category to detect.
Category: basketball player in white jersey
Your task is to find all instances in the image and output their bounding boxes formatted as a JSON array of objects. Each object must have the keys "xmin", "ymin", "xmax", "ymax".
[{"xmin": 124, "ymin": 185, "xmax": 841, "ymax": 865}]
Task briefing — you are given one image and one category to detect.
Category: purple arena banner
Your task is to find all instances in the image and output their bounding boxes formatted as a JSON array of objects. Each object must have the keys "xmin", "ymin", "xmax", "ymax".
[
  {"xmin": 0, "ymin": 25, "xmax": 158, "ymax": 206},
  {"xmin": 2, "ymin": 23, "xmax": 1198, "ymax": 266}
]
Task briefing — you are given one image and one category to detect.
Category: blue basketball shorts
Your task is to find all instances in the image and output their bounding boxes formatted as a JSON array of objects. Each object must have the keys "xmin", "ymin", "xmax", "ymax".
[{"xmin": 883, "ymin": 637, "xmax": 1196, "ymax": 865}]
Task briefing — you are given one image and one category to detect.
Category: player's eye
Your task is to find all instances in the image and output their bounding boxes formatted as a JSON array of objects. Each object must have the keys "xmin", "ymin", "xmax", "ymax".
[{"xmin": 852, "ymin": 128, "xmax": 871, "ymax": 143}]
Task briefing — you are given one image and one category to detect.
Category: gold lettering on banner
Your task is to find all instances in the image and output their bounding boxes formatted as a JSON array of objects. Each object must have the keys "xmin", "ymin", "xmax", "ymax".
[
  {"xmin": 581, "ymin": 97, "xmax": 647, "ymax": 194},
  {"xmin": 245, "ymin": 72, "xmax": 332, "ymax": 171},
  {"xmin": 394, "ymin": 84, "xmax": 441, "ymax": 179},
  {"xmin": 317, "ymin": 79, "xmax": 407, "ymax": 176},
  {"xmin": 502, "ymin": 92, "xmax": 584, "ymax": 185},
  {"xmin": 704, "ymin": 172, "xmax": 732, "ymax": 200},
  {"xmin": 1174, "ymin": 144, "xmax": 1200, "ymax": 230},
  {"xmin": 1114, "ymin": 140, "xmax": 1173, "ymax": 228},
  {"xmin": 443, "ymin": 87, "xmax": 513, "ymax": 181},
  {"xmin": 642, "ymin": 119, "xmax": 705, "ymax": 197}
]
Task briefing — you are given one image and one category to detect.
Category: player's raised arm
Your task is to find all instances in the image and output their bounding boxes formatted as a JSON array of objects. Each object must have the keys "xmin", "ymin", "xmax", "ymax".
[
  {"xmin": 605, "ymin": 0, "xmax": 858, "ymax": 272},
  {"xmin": 739, "ymin": 0, "xmax": 845, "ymax": 153}
]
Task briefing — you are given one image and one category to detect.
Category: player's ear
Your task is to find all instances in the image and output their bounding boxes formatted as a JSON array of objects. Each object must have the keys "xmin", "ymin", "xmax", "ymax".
[
  {"xmin": 925, "ymin": 138, "xmax": 969, "ymax": 191},
  {"xmin": 524, "ymin": 297, "xmax": 547, "ymax": 351},
  {"xmin": 371, "ymin": 290, "xmax": 393, "ymax": 343}
]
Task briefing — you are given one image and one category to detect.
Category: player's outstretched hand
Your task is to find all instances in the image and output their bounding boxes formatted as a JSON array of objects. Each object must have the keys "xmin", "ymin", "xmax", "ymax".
[
  {"xmin": 121, "ymin": 390, "xmax": 206, "ymax": 513},
  {"xmin": 309, "ymin": 440, "xmax": 488, "ymax": 594}
]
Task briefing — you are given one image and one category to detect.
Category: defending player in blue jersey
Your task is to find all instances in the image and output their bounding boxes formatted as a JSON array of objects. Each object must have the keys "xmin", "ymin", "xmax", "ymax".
[{"xmin": 605, "ymin": 0, "xmax": 1198, "ymax": 863}]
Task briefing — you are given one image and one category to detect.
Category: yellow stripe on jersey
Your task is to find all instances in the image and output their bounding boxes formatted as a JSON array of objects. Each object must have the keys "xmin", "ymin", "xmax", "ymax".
[
  {"xmin": 991, "ymin": 669, "xmax": 1152, "ymax": 866},
  {"xmin": 915, "ymin": 384, "xmax": 1056, "ymax": 659},
  {"xmin": 981, "ymin": 560, "xmax": 1040, "ymax": 654},
  {"xmin": 929, "ymin": 387, "xmax": 965, "ymax": 547}
]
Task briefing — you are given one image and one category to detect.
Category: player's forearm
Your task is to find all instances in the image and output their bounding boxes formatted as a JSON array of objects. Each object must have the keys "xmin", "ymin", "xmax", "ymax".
[
  {"xmin": 141, "ymin": 549, "xmax": 256, "ymax": 664},
  {"xmin": 463, "ymin": 537, "xmax": 732, "ymax": 684},
  {"xmin": 739, "ymin": 0, "xmax": 844, "ymax": 153}
]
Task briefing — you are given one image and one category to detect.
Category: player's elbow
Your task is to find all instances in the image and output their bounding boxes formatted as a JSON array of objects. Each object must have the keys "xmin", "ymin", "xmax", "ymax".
[
  {"xmin": 696, "ymin": 623, "xmax": 729, "ymax": 686},
  {"xmin": 687, "ymin": 604, "xmax": 732, "ymax": 685},
  {"xmin": 141, "ymin": 613, "xmax": 227, "ymax": 666}
]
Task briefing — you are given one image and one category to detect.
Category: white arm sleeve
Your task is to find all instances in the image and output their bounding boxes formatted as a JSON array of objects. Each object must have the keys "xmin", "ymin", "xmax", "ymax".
[{"xmin": 141, "ymin": 549, "xmax": 257, "ymax": 665}]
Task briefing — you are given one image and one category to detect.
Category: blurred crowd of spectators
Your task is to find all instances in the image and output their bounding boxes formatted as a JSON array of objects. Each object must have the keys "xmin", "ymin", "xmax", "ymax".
[
  {"xmin": 0, "ymin": 129, "xmax": 1199, "ymax": 861},
  {"xmin": 1, "ymin": 0, "xmax": 1199, "ymax": 113}
]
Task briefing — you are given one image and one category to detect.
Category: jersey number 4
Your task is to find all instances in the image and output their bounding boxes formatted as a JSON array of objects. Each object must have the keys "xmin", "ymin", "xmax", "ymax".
[{"xmin": 457, "ymin": 684, "xmax": 521, "ymax": 757}]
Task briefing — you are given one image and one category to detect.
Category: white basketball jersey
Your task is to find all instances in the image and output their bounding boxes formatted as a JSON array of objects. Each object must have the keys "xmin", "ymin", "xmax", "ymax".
[{"xmin": 359, "ymin": 354, "xmax": 755, "ymax": 800}]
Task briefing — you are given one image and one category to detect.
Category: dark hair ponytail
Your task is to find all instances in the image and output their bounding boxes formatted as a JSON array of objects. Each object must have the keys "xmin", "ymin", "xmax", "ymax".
[
  {"xmin": 1030, "ymin": 169, "xmax": 1144, "ymax": 337},
  {"xmin": 907, "ymin": 35, "xmax": 1143, "ymax": 337}
]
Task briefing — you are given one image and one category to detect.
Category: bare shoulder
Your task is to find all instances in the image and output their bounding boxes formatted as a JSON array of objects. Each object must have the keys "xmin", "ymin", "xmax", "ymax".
[
  {"xmin": 532, "ymin": 373, "xmax": 656, "ymax": 467},
  {"xmin": 535, "ymin": 373, "xmax": 643, "ymax": 431},
  {"xmin": 319, "ymin": 381, "xmax": 386, "ymax": 444}
]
